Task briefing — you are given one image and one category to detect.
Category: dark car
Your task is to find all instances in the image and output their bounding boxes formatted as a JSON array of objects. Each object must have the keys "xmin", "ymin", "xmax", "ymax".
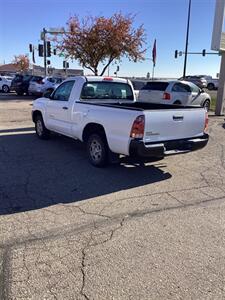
[
  {"xmin": 178, "ymin": 75, "xmax": 207, "ymax": 89},
  {"xmin": 11, "ymin": 75, "xmax": 43, "ymax": 96}
]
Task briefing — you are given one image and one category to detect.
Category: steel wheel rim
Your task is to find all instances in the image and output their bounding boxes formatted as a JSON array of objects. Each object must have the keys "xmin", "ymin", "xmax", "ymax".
[
  {"xmin": 90, "ymin": 139, "xmax": 102, "ymax": 162},
  {"xmin": 36, "ymin": 120, "xmax": 43, "ymax": 136},
  {"xmin": 3, "ymin": 86, "xmax": 8, "ymax": 93}
]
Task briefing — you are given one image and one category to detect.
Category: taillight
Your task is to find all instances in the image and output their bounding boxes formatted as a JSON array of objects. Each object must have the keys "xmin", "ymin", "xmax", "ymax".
[
  {"xmin": 130, "ymin": 115, "xmax": 145, "ymax": 139},
  {"xmin": 204, "ymin": 112, "xmax": 208, "ymax": 133},
  {"xmin": 37, "ymin": 80, "xmax": 44, "ymax": 84},
  {"xmin": 163, "ymin": 92, "xmax": 171, "ymax": 100}
]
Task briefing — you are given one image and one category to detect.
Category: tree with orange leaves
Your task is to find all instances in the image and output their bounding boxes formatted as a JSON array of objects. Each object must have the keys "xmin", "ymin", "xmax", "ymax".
[
  {"xmin": 58, "ymin": 13, "xmax": 146, "ymax": 76},
  {"xmin": 13, "ymin": 55, "xmax": 30, "ymax": 73}
]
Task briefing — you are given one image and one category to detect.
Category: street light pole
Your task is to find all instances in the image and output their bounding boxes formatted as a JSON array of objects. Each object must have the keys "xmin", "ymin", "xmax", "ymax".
[{"xmin": 183, "ymin": 0, "xmax": 192, "ymax": 78}]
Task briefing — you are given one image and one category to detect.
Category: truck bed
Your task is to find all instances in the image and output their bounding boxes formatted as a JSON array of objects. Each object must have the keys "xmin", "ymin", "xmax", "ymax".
[{"xmin": 78, "ymin": 101, "xmax": 201, "ymax": 111}]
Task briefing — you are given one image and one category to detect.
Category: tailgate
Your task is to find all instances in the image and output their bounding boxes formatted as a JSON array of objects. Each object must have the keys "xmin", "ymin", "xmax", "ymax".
[{"xmin": 143, "ymin": 108, "xmax": 206, "ymax": 143}]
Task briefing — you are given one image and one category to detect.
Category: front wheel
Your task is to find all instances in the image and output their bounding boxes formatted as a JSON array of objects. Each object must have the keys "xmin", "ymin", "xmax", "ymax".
[
  {"xmin": 207, "ymin": 83, "xmax": 214, "ymax": 90},
  {"xmin": 203, "ymin": 99, "xmax": 210, "ymax": 111},
  {"xmin": 35, "ymin": 115, "xmax": 50, "ymax": 139},
  {"xmin": 2, "ymin": 85, "xmax": 9, "ymax": 93},
  {"xmin": 87, "ymin": 133, "xmax": 108, "ymax": 167}
]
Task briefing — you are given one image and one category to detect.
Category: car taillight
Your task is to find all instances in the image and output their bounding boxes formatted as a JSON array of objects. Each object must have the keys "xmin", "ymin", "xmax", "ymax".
[
  {"xmin": 204, "ymin": 112, "xmax": 208, "ymax": 133},
  {"xmin": 37, "ymin": 80, "xmax": 44, "ymax": 84},
  {"xmin": 163, "ymin": 92, "xmax": 171, "ymax": 100},
  {"xmin": 130, "ymin": 115, "xmax": 145, "ymax": 139}
]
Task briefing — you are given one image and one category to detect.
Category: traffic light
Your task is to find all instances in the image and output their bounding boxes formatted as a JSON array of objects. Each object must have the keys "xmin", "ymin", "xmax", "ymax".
[
  {"xmin": 47, "ymin": 60, "xmax": 51, "ymax": 65},
  {"xmin": 38, "ymin": 44, "xmax": 44, "ymax": 57},
  {"xmin": 46, "ymin": 41, "xmax": 51, "ymax": 57},
  {"xmin": 29, "ymin": 44, "xmax": 33, "ymax": 52},
  {"xmin": 202, "ymin": 49, "xmax": 206, "ymax": 56},
  {"xmin": 63, "ymin": 61, "xmax": 69, "ymax": 68},
  {"xmin": 53, "ymin": 49, "xmax": 57, "ymax": 55},
  {"xmin": 175, "ymin": 50, "xmax": 178, "ymax": 59}
]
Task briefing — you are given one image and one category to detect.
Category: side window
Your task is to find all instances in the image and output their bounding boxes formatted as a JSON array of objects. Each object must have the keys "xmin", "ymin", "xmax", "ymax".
[
  {"xmin": 51, "ymin": 80, "xmax": 75, "ymax": 101},
  {"xmin": 172, "ymin": 83, "xmax": 191, "ymax": 93}
]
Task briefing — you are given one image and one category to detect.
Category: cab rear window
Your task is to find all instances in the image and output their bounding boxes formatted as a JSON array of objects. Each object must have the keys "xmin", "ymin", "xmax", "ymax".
[{"xmin": 80, "ymin": 82, "xmax": 134, "ymax": 100}]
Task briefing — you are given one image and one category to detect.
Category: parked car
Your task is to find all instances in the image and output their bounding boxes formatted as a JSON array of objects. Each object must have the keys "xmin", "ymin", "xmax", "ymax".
[
  {"xmin": 28, "ymin": 76, "xmax": 65, "ymax": 96},
  {"xmin": 178, "ymin": 75, "xmax": 207, "ymax": 89},
  {"xmin": 0, "ymin": 76, "xmax": 12, "ymax": 93},
  {"xmin": 130, "ymin": 80, "xmax": 146, "ymax": 99},
  {"xmin": 11, "ymin": 75, "xmax": 39, "ymax": 96},
  {"xmin": 32, "ymin": 76, "xmax": 209, "ymax": 167},
  {"xmin": 198, "ymin": 75, "xmax": 219, "ymax": 90},
  {"xmin": 138, "ymin": 80, "xmax": 211, "ymax": 111}
]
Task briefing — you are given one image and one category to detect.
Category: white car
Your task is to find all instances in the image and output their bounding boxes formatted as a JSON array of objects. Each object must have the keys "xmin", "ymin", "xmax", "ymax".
[
  {"xmin": 138, "ymin": 80, "xmax": 211, "ymax": 111},
  {"xmin": 28, "ymin": 76, "xmax": 64, "ymax": 96},
  {"xmin": 32, "ymin": 76, "xmax": 209, "ymax": 167},
  {"xmin": 199, "ymin": 75, "xmax": 219, "ymax": 90},
  {"xmin": 0, "ymin": 76, "xmax": 12, "ymax": 93}
]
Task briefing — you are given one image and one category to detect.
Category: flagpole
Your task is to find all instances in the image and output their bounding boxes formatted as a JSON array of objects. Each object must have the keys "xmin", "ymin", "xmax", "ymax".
[{"xmin": 152, "ymin": 64, "xmax": 155, "ymax": 80}]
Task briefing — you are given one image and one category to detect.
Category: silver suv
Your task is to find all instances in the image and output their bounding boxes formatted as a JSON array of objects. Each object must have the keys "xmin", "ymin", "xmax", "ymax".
[{"xmin": 28, "ymin": 76, "xmax": 64, "ymax": 96}]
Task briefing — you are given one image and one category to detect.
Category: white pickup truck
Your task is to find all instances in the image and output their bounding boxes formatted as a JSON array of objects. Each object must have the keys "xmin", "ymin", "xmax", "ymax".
[{"xmin": 32, "ymin": 76, "xmax": 209, "ymax": 167}]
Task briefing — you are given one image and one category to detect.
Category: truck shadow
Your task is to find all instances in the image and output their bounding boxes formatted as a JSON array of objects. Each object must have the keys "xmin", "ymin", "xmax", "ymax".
[{"xmin": 0, "ymin": 129, "xmax": 172, "ymax": 215}]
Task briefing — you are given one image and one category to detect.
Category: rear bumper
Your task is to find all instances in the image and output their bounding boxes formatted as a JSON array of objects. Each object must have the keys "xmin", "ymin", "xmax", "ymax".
[{"xmin": 129, "ymin": 134, "xmax": 209, "ymax": 158}]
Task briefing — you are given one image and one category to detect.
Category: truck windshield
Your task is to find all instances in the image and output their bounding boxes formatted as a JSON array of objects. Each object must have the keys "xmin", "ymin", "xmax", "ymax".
[{"xmin": 80, "ymin": 82, "xmax": 134, "ymax": 100}]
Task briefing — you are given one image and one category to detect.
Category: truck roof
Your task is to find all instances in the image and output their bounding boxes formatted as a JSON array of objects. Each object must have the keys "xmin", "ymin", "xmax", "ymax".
[{"xmin": 65, "ymin": 76, "xmax": 129, "ymax": 84}]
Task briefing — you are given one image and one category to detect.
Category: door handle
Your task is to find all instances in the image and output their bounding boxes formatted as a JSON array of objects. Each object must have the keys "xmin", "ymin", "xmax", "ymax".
[
  {"xmin": 62, "ymin": 106, "xmax": 68, "ymax": 110},
  {"xmin": 173, "ymin": 115, "xmax": 184, "ymax": 121}
]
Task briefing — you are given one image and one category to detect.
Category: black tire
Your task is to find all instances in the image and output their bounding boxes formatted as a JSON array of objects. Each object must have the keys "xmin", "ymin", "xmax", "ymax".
[
  {"xmin": 2, "ymin": 85, "xmax": 9, "ymax": 93},
  {"xmin": 207, "ymin": 83, "xmax": 214, "ymax": 90},
  {"xmin": 203, "ymin": 99, "xmax": 210, "ymax": 111},
  {"xmin": 87, "ymin": 133, "xmax": 108, "ymax": 167},
  {"xmin": 174, "ymin": 100, "xmax": 181, "ymax": 105},
  {"xmin": 35, "ymin": 115, "xmax": 50, "ymax": 139}
]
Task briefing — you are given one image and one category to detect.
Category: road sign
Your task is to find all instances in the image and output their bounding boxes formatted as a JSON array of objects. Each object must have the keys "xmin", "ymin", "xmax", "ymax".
[{"xmin": 48, "ymin": 27, "xmax": 65, "ymax": 34}]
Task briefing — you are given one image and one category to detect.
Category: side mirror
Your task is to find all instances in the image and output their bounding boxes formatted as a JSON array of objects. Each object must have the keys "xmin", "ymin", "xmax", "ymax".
[
  {"xmin": 43, "ymin": 90, "xmax": 52, "ymax": 98},
  {"xmin": 200, "ymin": 89, "xmax": 204, "ymax": 93}
]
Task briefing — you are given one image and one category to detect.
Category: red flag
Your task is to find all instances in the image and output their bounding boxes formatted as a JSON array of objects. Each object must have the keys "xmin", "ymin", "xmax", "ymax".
[{"xmin": 152, "ymin": 39, "xmax": 156, "ymax": 67}]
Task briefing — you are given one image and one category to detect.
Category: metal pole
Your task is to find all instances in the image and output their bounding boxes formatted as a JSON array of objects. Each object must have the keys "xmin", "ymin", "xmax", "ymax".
[
  {"xmin": 215, "ymin": 51, "xmax": 225, "ymax": 115},
  {"xmin": 183, "ymin": 0, "xmax": 191, "ymax": 78},
  {"xmin": 152, "ymin": 64, "xmax": 155, "ymax": 80},
  {"xmin": 43, "ymin": 28, "xmax": 47, "ymax": 76}
]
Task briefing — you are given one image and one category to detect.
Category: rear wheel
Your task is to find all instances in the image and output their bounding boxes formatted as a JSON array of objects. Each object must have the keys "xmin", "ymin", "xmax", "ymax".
[
  {"xmin": 207, "ymin": 83, "xmax": 214, "ymax": 90},
  {"xmin": 87, "ymin": 133, "xmax": 108, "ymax": 167},
  {"xmin": 2, "ymin": 85, "xmax": 9, "ymax": 93},
  {"xmin": 35, "ymin": 115, "xmax": 50, "ymax": 139},
  {"xmin": 174, "ymin": 100, "xmax": 181, "ymax": 105},
  {"xmin": 203, "ymin": 99, "xmax": 210, "ymax": 111}
]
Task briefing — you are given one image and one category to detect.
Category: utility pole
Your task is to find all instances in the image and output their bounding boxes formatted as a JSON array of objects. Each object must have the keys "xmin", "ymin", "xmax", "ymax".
[
  {"xmin": 42, "ymin": 28, "xmax": 47, "ymax": 76},
  {"xmin": 183, "ymin": 0, "xmax": 191, "ymax": 78}
]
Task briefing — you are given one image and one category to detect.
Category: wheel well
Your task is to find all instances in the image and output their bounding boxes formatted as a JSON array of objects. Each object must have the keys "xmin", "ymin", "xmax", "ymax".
[
  {"xmin": 203, "ymin": 99, "xmax": 211, "ymax": 105},
  {"xmin": 82, "ymin": 123, "xmax": 106, "ymax": 143},
  {"xmin": 173, "ymin": 100, "xmax": 181, "ymax": 105},
  {"xmin": 32, "ymin": 110, "xmax": 42, "ymax": 122}
]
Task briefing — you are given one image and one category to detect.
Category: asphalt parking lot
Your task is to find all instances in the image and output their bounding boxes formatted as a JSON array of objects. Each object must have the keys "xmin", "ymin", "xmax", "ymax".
[{"xmin": 1, "ymin": 92, "xmax": 225, "ymax": 299}]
